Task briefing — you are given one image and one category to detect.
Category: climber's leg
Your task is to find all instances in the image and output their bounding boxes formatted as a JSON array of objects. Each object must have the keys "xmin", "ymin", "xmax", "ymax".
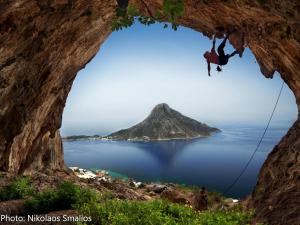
[
  {"xmin": 217, "ymin": 36, "xmax": 228, "ymax": 57},
  {"xmin": 228, "ymin": 50, "xmax": 238, "ymax": 58}
]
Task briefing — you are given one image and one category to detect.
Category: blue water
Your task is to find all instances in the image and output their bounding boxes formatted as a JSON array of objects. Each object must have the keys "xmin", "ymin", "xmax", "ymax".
[{"xmin": 63, "ymin": 126, "xmax": 290, "ymax": 198}]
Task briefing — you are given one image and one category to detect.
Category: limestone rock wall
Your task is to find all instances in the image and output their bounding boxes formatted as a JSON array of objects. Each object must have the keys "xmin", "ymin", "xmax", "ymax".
[
  {"xmin": 0, "ymin": 0, "xmax": 116, "ymax": 173},
  {"xmin": 0, "ymin": 0, "xmax": 299, "ymax": 224},
  {"xmin": 250, "ymin": 119, "xmax": 300, "ymax": 225}
]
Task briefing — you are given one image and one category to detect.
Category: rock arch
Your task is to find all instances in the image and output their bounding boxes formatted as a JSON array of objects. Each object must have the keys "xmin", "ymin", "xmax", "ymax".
[{"xmin": 0, "ymin": 0, "xmax": 299, "ymax": 224}]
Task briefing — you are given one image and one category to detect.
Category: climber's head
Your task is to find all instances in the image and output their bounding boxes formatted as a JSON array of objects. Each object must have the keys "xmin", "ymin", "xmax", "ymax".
[{"xmin": 203, "ymin": 51, "xmax": 210, "ymax": 59}]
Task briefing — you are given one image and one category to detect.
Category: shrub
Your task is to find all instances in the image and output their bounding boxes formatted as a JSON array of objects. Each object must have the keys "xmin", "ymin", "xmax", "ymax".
[
  {"xmin": 25, "ymin": 181, "xmax": 96, "ymax": 214},
  {"xmin": 0, "ymin": 177, "xmax": 36, "ymax": 201},
  {"xmin": 111, "ymin": 5, "xmax": 136, "ymax": 31},
  {"xmin": 163, "ymin": 0, "xmax": 184, "ymax": 22},
  {"xmin": 25, "ymin": 189, "xmax": 60, "ymax": 214}
]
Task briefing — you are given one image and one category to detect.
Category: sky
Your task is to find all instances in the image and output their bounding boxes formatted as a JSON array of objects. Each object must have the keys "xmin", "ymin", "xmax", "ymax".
[{"xmin": 61, "ymin": 21, "xmax": 298, "ymax": 136}]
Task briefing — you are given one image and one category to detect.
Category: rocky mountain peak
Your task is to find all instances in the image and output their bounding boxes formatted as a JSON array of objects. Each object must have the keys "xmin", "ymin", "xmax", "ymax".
[
  {"xmin": 150, "ymin": 103, "xmax": 172, "ymax": 116},
  {"xmin": 108, "ymin": 104, "xmax": 220, "ymax": 141}
]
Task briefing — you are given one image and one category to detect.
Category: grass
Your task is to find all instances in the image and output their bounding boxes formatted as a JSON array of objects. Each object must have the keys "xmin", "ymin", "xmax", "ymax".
[{"xmin": 77, "ymin": 199, "xmax": 254, "ymax": 225}]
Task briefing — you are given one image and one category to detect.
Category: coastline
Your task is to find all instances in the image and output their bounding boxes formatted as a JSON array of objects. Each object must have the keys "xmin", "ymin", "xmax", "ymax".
[
  {"xmin": 69, "ymin": 166, "xmax": 239, "ymax": 204},
  {"xmin": 62, "ymin": 131, "xmax": 221, "ymax": 142}
]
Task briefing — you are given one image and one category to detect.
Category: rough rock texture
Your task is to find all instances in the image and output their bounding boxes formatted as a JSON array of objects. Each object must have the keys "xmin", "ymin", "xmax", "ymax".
[
  {"xmin": 109, "ymin": 103, "xmax": 219, "ymax": 140},
  {"xmin": 250, "ymin": 120, "xmax": 300, "ymax": 225},
  {"xmin": 0, "ymin": 0, "xmax": 300, "ymax": 224},
  {"xmin": 0, "ymin": 0, "xmax": 116, "ymax": 174}
]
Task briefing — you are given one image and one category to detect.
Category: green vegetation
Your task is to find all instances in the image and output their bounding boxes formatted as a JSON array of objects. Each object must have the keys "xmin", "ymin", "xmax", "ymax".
[
  {"xmin": 197, "ymin": 207, "xmax": 255, "ymax": 225},
  {"xmin": 0, "ymin": 177, "xmax": 36, "ymax": 201},
  {"xmin": 162, "ymin": 0, "xmax": 184, "ymax": 30},
  {"xmin": 0, "ymin": 178, "xmax": 255, "ymax": 225},
  {"xmin": 112, "ymin": 0, "xmax": 184, "ymax": 31},
  {"xmin": 25, "ymin": 181, "xmax": 96, "ymax": 214},
  {"xmin": 77, "ymin": 199, "xmax": 254, "ymax": 225},
  {"xmin": 111, "ymin": 5, "xmax": 136, "ymax": 31}
]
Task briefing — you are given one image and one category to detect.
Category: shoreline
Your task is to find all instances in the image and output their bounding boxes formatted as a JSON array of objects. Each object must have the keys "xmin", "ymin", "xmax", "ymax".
[
  {"xmin": 69, "ymin": 166, "xmax": 239, "ymax": 204},
  {"xmin": 62, "ymin": 132, "xmax": 221, "ymax": 142}
]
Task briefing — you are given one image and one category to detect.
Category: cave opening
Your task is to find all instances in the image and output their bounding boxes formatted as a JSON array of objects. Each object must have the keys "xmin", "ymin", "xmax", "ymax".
[
  {"xmin": 61, "ymin": 21, "xmax": 297, "ymax": 198},
  {"xmin": 1, "ymin": 0, "xmax": 300, "ymax": 223}
]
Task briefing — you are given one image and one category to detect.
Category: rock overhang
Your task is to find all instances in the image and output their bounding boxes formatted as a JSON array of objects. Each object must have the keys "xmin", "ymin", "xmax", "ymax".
[{"xmin": 0, "ymin": 0, "xmax": 299, "ymax": 224}]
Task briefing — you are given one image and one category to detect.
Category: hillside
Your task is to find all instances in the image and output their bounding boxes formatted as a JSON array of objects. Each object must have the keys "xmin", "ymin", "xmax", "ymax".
[{"xmin": 108, "ymin": 103, "xmax": 220, "ymax": 140}]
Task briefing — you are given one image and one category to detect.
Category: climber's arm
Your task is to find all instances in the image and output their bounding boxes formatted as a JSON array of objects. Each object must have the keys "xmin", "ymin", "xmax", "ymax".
[
  {"xmin": 211, "ymin": 35, "xmax": 216, "ymax": 51},
  {"xmin": 207, "ymin": 60, "xmax": 211, "ymax": 76}
]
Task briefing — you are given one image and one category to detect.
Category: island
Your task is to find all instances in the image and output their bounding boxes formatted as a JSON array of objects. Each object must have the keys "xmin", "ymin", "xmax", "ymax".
[
  {"xmin": 62, "ymin": 135, "xmax": 104, "ymax": 141},
  {"xmin": 108, "ymin": 103, "xmax": 220, "ymax": 141}
]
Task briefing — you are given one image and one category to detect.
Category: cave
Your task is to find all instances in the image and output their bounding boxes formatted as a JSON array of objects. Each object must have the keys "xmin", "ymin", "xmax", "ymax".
[{"xmin": 0, "ymin": 0, "xmax": 299, "ymax": 224}]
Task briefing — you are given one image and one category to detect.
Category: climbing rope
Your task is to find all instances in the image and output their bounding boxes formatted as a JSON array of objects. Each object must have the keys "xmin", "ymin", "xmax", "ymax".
[{"xmin": 224, "ymin": 80, "xmax": 285, "ymax": 195}]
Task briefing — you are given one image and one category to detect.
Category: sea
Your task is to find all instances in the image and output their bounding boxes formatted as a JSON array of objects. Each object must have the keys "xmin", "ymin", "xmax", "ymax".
[{"xmin": 63, "ymin": 125, "xmax": 291, "ymax": 198}]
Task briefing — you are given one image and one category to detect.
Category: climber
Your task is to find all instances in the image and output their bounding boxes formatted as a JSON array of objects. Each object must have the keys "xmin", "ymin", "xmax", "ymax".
[
  {"xmin": 203, "ymin": 34, "xmax": 238, "ymax": 76},
  {"xmin": 194, "ymin": 187, "xmax": 208, "ymax": 211}
]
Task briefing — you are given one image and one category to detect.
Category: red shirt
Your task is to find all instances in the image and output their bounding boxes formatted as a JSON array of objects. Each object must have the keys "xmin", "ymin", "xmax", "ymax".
[{"xmin": 208, "ymin": 50, "xmax": 219, "ymax": 65}]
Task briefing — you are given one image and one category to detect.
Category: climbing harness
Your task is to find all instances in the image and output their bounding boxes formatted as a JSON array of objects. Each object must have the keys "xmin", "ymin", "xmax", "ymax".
[{"xmin": 223, "ymin": 80, "xmax": 285, "ymax": 195}]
